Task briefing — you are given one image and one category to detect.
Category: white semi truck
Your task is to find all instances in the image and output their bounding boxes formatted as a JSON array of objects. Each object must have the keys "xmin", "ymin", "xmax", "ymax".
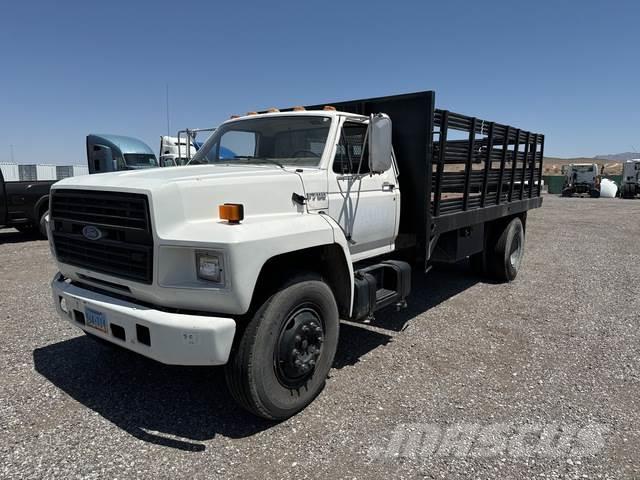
[
  {"xmin": 561, "ymin": 163, "xmax": 601, "ymax": 198},
  {"xmin": 159, "ymin": 128, "xmax": 216, "ymax": 167},
  {"xmin": 158, "ymin": 135, "xmax": 197, "ymax": 167},
  {"xmin": 48, "ymin": 92, "xmax": 545, "ymax": 419},
  {"xmin": 621, "ymin": 159, "xmax": 640, "ymax": 199}
]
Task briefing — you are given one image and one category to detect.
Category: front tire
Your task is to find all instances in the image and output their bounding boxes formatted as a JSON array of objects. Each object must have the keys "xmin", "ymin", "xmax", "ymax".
[
  {"xmin": 487, "ymin": 217, "xmax": 525, "ymax": 282},
  {"xmin": 225, "ymin": 276, "xmax": 339, "ymax": 420}
]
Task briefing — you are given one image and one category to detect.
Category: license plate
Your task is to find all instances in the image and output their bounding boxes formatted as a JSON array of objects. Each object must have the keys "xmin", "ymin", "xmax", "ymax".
[{"xmin": 85, "ymin": 308, "xmax": 108, "ymax": 333}]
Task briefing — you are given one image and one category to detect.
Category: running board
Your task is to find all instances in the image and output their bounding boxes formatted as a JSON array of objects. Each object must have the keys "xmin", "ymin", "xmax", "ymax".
[{"xmin": 351, "ymin": 260, "xmax": 411, "ymax": 321}]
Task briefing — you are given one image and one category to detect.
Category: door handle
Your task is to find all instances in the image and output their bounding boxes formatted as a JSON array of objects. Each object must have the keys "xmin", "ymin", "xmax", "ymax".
[{"xmin": 382, "ymin": 182, "xmax": 395, "ymax": 192}]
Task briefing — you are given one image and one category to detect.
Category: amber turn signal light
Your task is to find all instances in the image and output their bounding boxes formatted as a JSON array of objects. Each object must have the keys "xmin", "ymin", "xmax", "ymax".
[{"xmin": 219, "ymin": 203, "xmax": 244, "ymax": 224}]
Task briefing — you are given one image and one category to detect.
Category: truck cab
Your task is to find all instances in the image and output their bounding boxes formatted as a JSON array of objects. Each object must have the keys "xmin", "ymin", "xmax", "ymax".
[
  {"xmin": 49, "ymin": 91, "xmax": 544, "ymax": 420},
  {"xmin": 188, "ymin": 110, "xmax": 400, "ymax": 260},
  {"xmin": 86, "ymin": 134, "xmax": 158, "ymax": 173},
  {"xmin": 562, "ymin": 163, "xmax": 600, "ymax": 197},
  {"xmin": 159, "ymin": 136, "xmax": 198, "ymax": 167},
  {"xmin": 621, "ymin": 159, "xmax": 640, "ymax": 199},
  {"xmin": 159, "ymin": 128, "xmax": 218, "ymax": 167}
]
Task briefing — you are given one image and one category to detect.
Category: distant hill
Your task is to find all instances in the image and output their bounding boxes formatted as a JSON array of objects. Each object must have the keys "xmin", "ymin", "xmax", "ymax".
[
  {"xmin": 543, "ymin": 156, "xmax": 624, "ymax": 175},
  {"xmin": 594, "ymin": 152, "xmax": 639, "ymax": 162}
]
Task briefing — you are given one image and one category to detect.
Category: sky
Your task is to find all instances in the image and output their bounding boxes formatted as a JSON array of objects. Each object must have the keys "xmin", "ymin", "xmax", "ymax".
[{"xmin": 0, "ymin": 0, "xmax": 639, "ymax": 165}]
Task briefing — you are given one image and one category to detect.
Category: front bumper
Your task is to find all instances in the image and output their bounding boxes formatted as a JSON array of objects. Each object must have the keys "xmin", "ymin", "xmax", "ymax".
[{"xmin": 51, "ymin": 273, "xmax": 236, "ymax": 366}]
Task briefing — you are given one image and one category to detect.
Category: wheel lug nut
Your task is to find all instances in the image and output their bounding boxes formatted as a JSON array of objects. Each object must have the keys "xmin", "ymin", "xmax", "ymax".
[
  {"xmin": 295, "ymin": 335, "xmax": 302, "ymax": 343},
  {"xmin": 302, "ymin": 325, "xmax": 309, "ymax": 333}
]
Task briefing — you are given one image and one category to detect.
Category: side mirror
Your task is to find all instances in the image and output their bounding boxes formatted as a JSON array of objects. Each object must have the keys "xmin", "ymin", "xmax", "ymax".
[{"xmin": 368, "ymin": 113, "xmax": 392, "ymax": 174}]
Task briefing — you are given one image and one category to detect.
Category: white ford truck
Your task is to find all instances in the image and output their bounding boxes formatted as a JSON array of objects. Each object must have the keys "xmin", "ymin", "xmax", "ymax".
[{"xmin": 49, "ymin": 91, "xmax": 545, "ymax": 419}]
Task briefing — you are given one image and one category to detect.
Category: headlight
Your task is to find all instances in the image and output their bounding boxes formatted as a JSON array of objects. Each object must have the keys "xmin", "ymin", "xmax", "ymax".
[{"xmin": 195, "ymin": 251, "xmax": 224, "ymax": 283}]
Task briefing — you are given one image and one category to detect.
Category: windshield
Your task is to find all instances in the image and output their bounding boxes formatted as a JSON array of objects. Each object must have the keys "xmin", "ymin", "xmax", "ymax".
[
  {"xmin": 190, "ymin": 115, "xmax": 332, "ymax": 167},
  {"xmin": 573, "ymin": 165, "xmax": 594, "ymax": 173},
  {"xmin": 124, "ymin": 153, "xmax": 158, "ymax": 168}
]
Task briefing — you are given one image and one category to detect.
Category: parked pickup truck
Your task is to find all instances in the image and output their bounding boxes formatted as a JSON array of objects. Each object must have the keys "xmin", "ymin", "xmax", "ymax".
[
  {"xmin": 49, "ymin": 91, "xmax": 545, "ymax": 419},
  {"xmin": 0, "ymin": 168, "xmax": 53, "ymax": 236}
]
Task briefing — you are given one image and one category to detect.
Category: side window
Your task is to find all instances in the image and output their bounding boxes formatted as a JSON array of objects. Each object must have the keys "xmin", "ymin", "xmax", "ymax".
[
  {"xmin": 114, "ymin": 154, "xmax": 126, "ymax": 171},
  {"xmin": 333, "ymin": 122, "xmax": 369, "ymax": 174},
  {"xmin": 219, "ymin": 131, "xmax": 256, "ymax": 159}
]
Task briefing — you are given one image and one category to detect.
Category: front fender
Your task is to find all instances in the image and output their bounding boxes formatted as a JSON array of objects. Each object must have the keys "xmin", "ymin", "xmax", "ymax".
[
  {"xmin": 318, "ymin": 214, "xmax": 355, "ymax": 316},
  {"xmin": 156, "ymin": 212, "xmax": 355, "ymax": 315}
]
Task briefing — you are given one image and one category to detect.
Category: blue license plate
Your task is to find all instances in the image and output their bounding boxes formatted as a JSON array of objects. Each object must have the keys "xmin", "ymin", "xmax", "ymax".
[{"xmin": 85, "ymin": 308, "xmax": 108, "ymax": 333}]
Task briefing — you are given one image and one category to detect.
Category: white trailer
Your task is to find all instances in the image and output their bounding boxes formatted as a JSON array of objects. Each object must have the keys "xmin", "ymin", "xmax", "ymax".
[
  {"xmin": 0, "ymin": 163, "xmax": 20, "ymax": 182},
  {"xmin": 36, "ymin": 164, "xmax": 57, "ymax": 181}
]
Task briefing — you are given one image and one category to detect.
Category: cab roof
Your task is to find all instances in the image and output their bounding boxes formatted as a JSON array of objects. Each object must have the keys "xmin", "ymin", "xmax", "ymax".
[{"xmin": 221, "ymin": 109, "xmax": 367, "ymax": 127}]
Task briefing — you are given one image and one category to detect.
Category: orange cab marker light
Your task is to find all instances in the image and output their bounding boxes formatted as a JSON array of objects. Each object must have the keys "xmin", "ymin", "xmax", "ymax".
[
  {"xmin": 219, "ymin": 203, "xmax": 244, "ymax": 224},
  {"xmin": 323, "ymin": 105, "xmax": 336, "ymax": 111},
  {"xmin": 246, "ymin": 111, "xmax": 258, "ymax": 116},
  {"xmin": 230, "ymin": 114, "xmax": 241, "ymax": 119},
  {"xmin": 267, "ymin": 108, "xmax": 280, "ymax": 113},
  {"xmin": 293, "ymin": 106, "xmax": 306, "ymax": 111}
]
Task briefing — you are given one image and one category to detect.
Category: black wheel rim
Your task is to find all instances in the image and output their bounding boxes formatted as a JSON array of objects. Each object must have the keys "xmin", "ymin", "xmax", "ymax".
[{"xmin": 274, "ymin": 304, "xmax": 324, "ymax": 388}]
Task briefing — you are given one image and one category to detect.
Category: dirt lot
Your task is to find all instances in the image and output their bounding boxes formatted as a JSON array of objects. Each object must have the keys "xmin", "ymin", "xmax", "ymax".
[{"xmin": 1, "ymin": 195, "xmax": 639, "ymax": 479}]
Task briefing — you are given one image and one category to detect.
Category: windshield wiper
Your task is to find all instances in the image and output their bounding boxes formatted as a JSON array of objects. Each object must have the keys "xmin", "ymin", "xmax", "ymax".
[{"xmin": 233, "ymin": 156, "xmax": 284, "ymax": 169}]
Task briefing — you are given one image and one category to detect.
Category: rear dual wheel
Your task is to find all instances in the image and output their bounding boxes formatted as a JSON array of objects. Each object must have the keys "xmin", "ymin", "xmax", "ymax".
[
  {"xmin": 621, "ymin": 184, "xmax": 635, "ymax": 199},
  {"xmin": 471, "ymin": 217, "xmax": 525, "ymax": 282},
  {"xmin": 225, "ymin": 276, "xmax": 339, "ymax": 420}
]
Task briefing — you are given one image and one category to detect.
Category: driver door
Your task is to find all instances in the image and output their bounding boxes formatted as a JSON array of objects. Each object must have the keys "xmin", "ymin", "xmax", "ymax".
[{"xmin": 327, "ymin": 118, "xmax": 398, "ymax": 260}]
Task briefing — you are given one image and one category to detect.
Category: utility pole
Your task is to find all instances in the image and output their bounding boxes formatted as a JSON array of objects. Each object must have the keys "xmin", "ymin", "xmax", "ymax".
[{"xmin": 166, "ymin": 84, "xmax": 171, "ymax": 136}]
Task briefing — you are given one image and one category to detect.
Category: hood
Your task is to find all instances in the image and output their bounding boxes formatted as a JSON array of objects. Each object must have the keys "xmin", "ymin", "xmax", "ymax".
[
  {"xmin": 55, "ymin": 163, "xmax": 300, "ymax": 189},
  {"xmin": 53, "ymin": 164, "xmax": 311, "ymax": 237}
]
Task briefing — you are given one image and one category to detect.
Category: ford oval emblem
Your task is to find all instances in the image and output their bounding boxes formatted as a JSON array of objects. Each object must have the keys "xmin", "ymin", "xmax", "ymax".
[{"xmin": 82, "ymin": 225, "xmax": 103, "ymax": 241}]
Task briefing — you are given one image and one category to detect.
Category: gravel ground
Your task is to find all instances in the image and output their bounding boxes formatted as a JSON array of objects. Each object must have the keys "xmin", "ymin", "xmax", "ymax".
[{"xmin": 1, "ymin": 195, "xmax": 639, "ymax": 479}]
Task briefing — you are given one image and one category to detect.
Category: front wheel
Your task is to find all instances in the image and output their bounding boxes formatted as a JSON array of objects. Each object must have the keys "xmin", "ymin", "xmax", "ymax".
[{"xmin": 225, "ymin": 276, "xmax": 339, "ymax": 420}]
